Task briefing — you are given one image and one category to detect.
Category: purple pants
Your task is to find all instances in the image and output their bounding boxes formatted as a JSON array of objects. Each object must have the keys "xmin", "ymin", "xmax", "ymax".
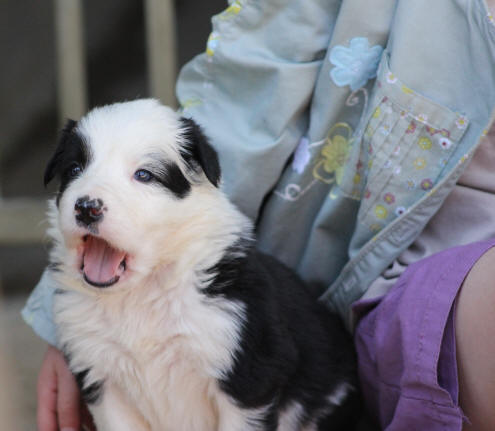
[{"xmin": 354, "ymin": 239, "xmax": 495, "ymax": 430}]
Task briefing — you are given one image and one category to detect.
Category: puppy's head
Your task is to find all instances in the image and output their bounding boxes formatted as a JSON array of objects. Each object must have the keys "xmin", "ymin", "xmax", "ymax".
[{"xmin": 45, "ymin": 99, "xmax": 233, "ymax": 292}]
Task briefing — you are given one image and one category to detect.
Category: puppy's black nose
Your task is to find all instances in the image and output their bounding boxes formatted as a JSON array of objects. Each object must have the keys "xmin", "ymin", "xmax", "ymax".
[{"xmin": 75, "ymin": 195, "xmax": 104, "ymax": 226}]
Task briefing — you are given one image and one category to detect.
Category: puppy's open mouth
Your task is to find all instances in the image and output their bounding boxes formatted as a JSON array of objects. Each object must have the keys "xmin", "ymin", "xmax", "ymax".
[{"xmin": 81, "ymin": 235, "xmax": 127, "ymax": 288}]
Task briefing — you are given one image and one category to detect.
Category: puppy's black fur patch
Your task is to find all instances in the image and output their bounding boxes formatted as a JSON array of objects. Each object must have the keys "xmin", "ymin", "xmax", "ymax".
[
  {"xmin": 44, "ymin": 119, "xmax": 90, "ymax": 203},
  {"xmin": 203, "ymin": 241, "xmax": 359, "ymax": 430},
  {"xmin": 152, "ymin": 160, "xmax": 191, "ymax": 198},
  {"xmin": 74, "ymin": 369, "xmax": 104, "ymax": 405},
  {"xmin": 63, "ymin": 350, "xmax": 104, "ymax": 405},
  {"xmin": 179, "ymin": 117, "xmax": 221, "ymax": 187}
]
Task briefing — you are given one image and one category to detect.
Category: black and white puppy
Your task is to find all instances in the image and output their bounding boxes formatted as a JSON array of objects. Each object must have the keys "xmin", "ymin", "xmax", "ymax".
[{"xmin": 44, "ymin": 99, "xmax": 358, "ymax": 431}]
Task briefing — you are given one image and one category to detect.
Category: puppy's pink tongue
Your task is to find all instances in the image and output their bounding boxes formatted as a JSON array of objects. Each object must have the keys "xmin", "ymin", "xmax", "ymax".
[{"xmin": 83, "ymin": 236, "xmax": 126, "ymax": 284}]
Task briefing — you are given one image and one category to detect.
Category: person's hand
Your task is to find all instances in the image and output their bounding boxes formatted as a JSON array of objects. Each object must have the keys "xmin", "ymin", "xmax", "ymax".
[{"xmin": 37, "ymin": 345, "xmax": 96, "ymax": 431}]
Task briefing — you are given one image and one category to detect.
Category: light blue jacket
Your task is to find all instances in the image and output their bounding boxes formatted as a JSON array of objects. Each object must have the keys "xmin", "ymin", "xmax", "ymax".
[{"xmin": 23, "ymin": 0, "xmax": 495, "ymax": 344}]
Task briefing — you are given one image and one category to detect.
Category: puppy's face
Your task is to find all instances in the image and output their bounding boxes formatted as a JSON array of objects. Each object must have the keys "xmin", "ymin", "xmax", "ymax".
[{"xmin": 45, "ymin": 99, "xmax": 221, "ymax": 291}]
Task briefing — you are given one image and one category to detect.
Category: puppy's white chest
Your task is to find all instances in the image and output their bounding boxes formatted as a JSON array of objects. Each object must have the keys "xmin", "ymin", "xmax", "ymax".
[{"xmin": 54, "ymin": 286, "xmax": 244, "ymax": 430}]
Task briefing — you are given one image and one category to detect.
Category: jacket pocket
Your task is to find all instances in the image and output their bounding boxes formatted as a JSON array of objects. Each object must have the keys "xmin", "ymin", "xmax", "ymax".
[{"xmin": 339, "ymin": 52, "xmax": 470, "ymax": 232}]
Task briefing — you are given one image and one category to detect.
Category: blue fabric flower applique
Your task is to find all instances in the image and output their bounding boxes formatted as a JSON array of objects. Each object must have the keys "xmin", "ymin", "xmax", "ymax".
[{"xmin": 329, "ymin": 37, "xmax": 383, "ymax": 91}]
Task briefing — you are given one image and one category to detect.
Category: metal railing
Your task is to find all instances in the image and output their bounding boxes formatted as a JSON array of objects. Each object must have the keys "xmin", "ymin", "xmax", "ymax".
[{"xmin": 0, "ymin": 0, "xmax": 177, "ymax": 246}]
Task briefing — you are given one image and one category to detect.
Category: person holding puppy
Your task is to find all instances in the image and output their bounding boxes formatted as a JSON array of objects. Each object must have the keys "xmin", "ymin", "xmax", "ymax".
[{"xmin": 26, "ymin": 0, "xmax": 495, "ymax": 429}]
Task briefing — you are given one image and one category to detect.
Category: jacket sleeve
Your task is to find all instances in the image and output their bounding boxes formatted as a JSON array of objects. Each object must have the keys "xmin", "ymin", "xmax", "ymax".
[{"xmin": 21, "ymin": 270, "xmax": 58, "ymax": 346}]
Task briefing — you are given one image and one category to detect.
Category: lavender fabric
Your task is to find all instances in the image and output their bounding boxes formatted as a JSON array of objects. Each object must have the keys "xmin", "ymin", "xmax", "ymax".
[{"xmin": 353, "ymin": 239, "xmax": 495, "ymax": 430}]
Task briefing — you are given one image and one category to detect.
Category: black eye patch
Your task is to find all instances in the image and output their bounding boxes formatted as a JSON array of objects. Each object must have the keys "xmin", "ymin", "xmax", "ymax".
[
  {"xmin": 44, "ymin": 120, "xmax": 91, "ymax": 203},
  {"xmin": 147, "ymin": 161, "xmax": 191, "ymax": 199}
]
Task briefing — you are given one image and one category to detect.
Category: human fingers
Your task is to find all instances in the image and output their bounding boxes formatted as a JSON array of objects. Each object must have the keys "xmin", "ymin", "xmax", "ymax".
[
  {"xmin": 55, "ymin": 349, "xmax": 81, "ymax": 431},
  {"xmin": 37, "ymin": 347, "xmax": 58, "ymax": 431}
]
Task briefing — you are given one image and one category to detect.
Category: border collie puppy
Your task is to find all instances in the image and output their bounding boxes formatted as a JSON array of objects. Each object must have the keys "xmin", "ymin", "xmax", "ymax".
[{"xmin": 44, "ymin": 99, "xmax": 358, "ymax": 431}]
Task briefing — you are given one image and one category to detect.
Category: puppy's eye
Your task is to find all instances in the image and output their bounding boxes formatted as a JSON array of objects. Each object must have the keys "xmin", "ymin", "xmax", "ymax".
[
  {"xmin": 69, "ymin": 164, "xmax": 82, "ymax": 177},
  {"xmin": 134, "ymin": 169, "xmax": 153, "ymax": 183}
]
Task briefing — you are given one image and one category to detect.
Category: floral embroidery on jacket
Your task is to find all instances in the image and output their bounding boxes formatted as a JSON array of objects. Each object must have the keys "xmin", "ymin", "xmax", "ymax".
[
  {"xmin": 386, "ymin": 72, "xmax": 397, "ymax": 84},
  {"xmin": 383, "ymin": 193, "xmax": 395, "ymax": 204},
  {"xmin": 206, "ymin": 32, "xmax": 220, "ymax": 57},
  {"xmin": 218, "ymin": 1, "xmax": 242, "ymax": 20},
  {"xmin": 313, "ymin": 123, "xmax": 354, "ymax": 185},
  {"xmin": 405, "ymin": 121, "xmax": 417, "ymax": 134},
  {"xmin": 438, "ymin": 137, "xmax": 453, "ymax": 150},
  {"xmin": 329, "ymin": 37, "xmax": 383, "ymax": 91},
  {"xmin": 418, "ymin": 137, "xmax": 432, "ymax": 150},
  {"xmin": 420, "ymin": 178, "xmax": 434, "ymax": 190},
  {"xmin": 414, "ymin": 157, "xmax": 427, "ymax": 170},
  {"xmin": 374, "ymin": 205, "xmax": 388, "ymax": 219},
  {"xmin": 455, "ymin": 115, "xmax": 468, "ymax": 130}
]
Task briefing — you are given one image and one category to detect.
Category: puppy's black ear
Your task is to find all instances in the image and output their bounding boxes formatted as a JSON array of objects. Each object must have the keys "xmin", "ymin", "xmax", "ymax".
[
  {"xmin": 44, "ymin": 119, "xmax": 77, "ymax": 186},
  {"xmin": 179, "ymin": 117, "xmax": 221, "ymax": 187}
]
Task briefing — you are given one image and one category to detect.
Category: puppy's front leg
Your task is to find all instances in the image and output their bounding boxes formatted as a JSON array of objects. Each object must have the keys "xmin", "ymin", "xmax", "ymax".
[{"xmin": 88, "ymin": 383, "xmax": 150, "ymax": 431}]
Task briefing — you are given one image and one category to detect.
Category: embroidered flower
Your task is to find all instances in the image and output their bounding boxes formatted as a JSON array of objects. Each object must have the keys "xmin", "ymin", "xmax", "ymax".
[
  {"xmin": 401, "ymin": 85, "xmax": 414, "ymax": 95},
  {"xmin": 292, "ymin": 137, "xmax": 311, "ymax": 174},
  {"xmin": 405, "ymin": 121, "xmax": 417, "ymax": 134},
  {"xmin": 404, "ymin": 179, "xmax": 416, "ymax": 190},
  {"xmin": 206, "ymin": 32, "xmax": 220, "ymax": 56},
  {"xmin": 384, "ymin": 159, "xmax": 392, "ymax": 169},
  {"xmin": 219, "ymin": 1, "xmax": 242, "ymax": 19},
  {"xmin": 418, "ymin": 137, "xmax": 432, "ymax": 150},
  {"xmin": 375, "ymin": 205, "xmax": 388, "ymax": 219},
  {"xmin": 456, "ymin": 115, "xmax": 468, "ymax": 130},
  {"xmin": 329, "ymin": 37, "xmax": 384, "ymax": 91},
  {"xmin": 488, "ymin": 12, "xmax": 495, "ymax": 26},
  {"xmin": 372, "ymin": 106, "xmax": 381, "ymax": 118},
  {"xmin": 378, "ymin": 125, "xmax": 391, "ymax": 135},
  {"xmin": 365, "ymin": 125, "xmax": 374, "ymax": 138},
  {"xmin": 353, "ymin": 174, "xmax": 361, "ymax": 185},
  {"xmin": 414, "ymin": 157, "xmax": 427, "ymax": 170},
  {"xmin": 395, "ymin": 206, "xmax": 406, "ymax": 217},
  {"xmin": 392, "ymin": 146, "xmax": 401, "ymax": 156},
  {"xmin": 400, "ymin": 110, "xmax": 408, "ymax": 119},
  {"xmin": 386, "ymin": 72, "xmax": 397, "ymax": 84},
  {"xmin": 394, "ymin": 166, "xmax": 402, "ymax": 176},
  {"xmin": 438, "ymin": 137, "xmax": 453, "ymax": 150},
  {"xmin": 384, "ymin": 193, "xmax": 395, "ymax": 204},
  {"xmin": 364, "ymin": 189, "xmax": 371, "ymax": 199},
  {"xmin": 420, "ymin": 178, "xmax": 434, "ymax": 190},
  {"xmin": 415, "ymin": 113, "xmax": 428, "ymax": 124},
  {"xmin": 313, "ymin": 123, "xmax": 353, "ymax": 184},
  {"xmin": 320, "ymin": 134, "xmax": 349, "ymax": 183}
]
